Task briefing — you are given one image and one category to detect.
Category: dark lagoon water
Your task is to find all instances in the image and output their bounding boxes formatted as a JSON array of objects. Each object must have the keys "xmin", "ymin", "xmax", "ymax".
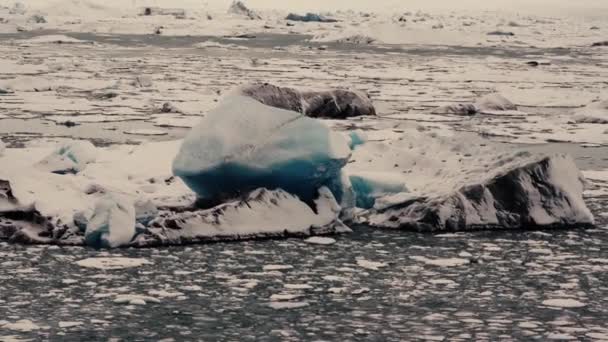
[{"xmin": 1, "ymin": 199, "xmax": 608, "ymax": 341}]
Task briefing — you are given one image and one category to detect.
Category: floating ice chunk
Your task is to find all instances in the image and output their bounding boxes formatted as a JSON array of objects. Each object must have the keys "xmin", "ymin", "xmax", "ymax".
[
  {"xmin": 173, "ymin": 95, "xmax": 351, "ymax": 206},
  {"xmin": 36, "ymin": 141, "xmax": 97, "ymax": 174},
  {"xmin": 349, "ymin": 171, "xmax": 408, "ymax": 209},
  {"xmin": 268, "ymin": 301, "xmax": 309, "ymax": 310},
  {"xmin": 76, "ymin": 257, "xmax": 152, "ymax": 270},
  {"xmin": 475, "ymin": 93, "xmax": 518, "ymax": 113},
  {"xmin": 84, "ymin": 194, "xmax": 136, "ymax": 248},
  {"xmin": 263, "ymin": 265, "xmax": 293, "ymax": 271},
  {"xmin": 573, "ymin": 99, "xmax": 608, "ymax": 124},
  {"xmin": 542, "ymin": 299, "xmax": 586, "ymax": 308},
  {"xmin": 304, "ymin": 236, "xmax": 336, "ymax": 245},
  {"xmin": 114, "ymin": 294, "xmax": 161, "ymax": 305},
  {"xmin": 2, "ymin": 319, "xmax": 40, "ymax": 332},
  {"xmin": 59, "ymin": 321, "xmax": 83, "ymax": 328},
  {"xmin": 410, "ymin": 256, "xmax": 470, "ymax": 267},
  {"xmin": 356, "ymin": 259, "xmax": 388, "ymax": 270},
  {"xmin": 270, "ymin": 293, "xmax": 302, "ymax": 301},
  {"xmin": 19, "ymin": 35, "xmax": 91, "ymax": 45}
]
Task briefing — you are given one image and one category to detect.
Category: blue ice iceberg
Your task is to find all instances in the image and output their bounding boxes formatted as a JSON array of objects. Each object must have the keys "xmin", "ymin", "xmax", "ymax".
[{"xmin": 173, "ymin": 95, "xmax": 352, "ymax": 206}]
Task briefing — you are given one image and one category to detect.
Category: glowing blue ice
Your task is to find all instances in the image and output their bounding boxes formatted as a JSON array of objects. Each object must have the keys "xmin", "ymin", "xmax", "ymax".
[
  {"xmin": 349, "ymin": 172, "xmax": 408, "ymax": 209},
  {"xmin": 173, "ymin": 96, "xmax": 352, "ymax": 205}
]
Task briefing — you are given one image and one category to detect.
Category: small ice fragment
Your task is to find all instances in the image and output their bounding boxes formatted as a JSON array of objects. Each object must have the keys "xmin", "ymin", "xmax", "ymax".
[
  {"xmin": 114, "ymin": 295, "xmax": 160, "ymax": 305},
  {"xmin": 59, "ymin": 321, "xmax": 83, "ymax": 328},
  {"xmin": 75, "ymin": 257, "xmax": 152, "ymax": 270},
  {"xmin": 268, "ymin": 301, "xmax": 309, "ymax": 310},
  {"xmin": 284, "ymin": 284, "xmax": 313, "ymax": 290},
  {"xmin": 542, "ymin": 299, "xmax": 586, "ymax": 308},
  {"xmin": 356, "ymin": 259, "xmax": 388, "ymax": 270},
  {"xmin": 410, "ymin": 256, "xmax": 470, "ymax": 267},
  {"xmin": 263, "ymin": 265, "xmax": 293, "ymax": 271},
  {"xmin": 2, "ymin": 319, "xmax": 40, "ymax": 332},
  {"xmin": 270, "ymin": 293, "xmax": 302, "ymax": 301},
  {"xmin": 304, "ymin": 237, "xmax": 336, "ymax": 245}
]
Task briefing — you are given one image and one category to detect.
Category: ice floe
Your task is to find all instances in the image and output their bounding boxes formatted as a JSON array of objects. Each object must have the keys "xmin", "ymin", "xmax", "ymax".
[
  {"xmin": 75, "ymin": 257, "xmax": 152, "ymax": 269},
  {"xmin": 304, "ymin": 236, "xmax": 336, "ymax": 245},
  {"xmin": 542, "ymin": 298, "xmax": 587, "ymax": 308}
]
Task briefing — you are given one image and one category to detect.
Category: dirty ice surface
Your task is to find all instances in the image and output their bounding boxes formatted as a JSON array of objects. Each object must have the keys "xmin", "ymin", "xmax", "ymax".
[{"xmin": 1, "ymin": 0, "xmax": 608, "ymax": 340}]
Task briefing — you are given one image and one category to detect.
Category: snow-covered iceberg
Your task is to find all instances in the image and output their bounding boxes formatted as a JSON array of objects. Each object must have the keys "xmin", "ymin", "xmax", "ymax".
[
  {"xmin": 346, "ymin": 126, "xmax": 594, "ymax": 231},
  {"xmin": 173, "ymin": 95, "xmax": 352, "ymax": 207},
  {"xmin": 363, "ymin": 154, "xmax": 594, "ymax": 231},
  {"xmin": 0, "ymin": 139, "xmax": 348, "ymax": 247},
  {"xmin": 239, "ymin": 83, "xmax": 376, "ymax": 119}
]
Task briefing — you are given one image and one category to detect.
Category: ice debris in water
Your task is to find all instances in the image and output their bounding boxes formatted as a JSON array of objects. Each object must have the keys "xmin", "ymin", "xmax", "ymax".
[
  {"xmin": 84, "ymin": 194, "xmax": 136, "ymax": 248},
  {"xmin": 76, "ymin": 257, "xmax": 152, "ymax": 270},
  {"xmin": 304, "ymin": 236, "xmax": 336, "ymax": 245},
  {"xmin": 542, "ymin": 299, "xmax": 587, "ymax": 308},
  {"xmin": 35, "ymin": 140, "xmax": 97, "ymax": 174},
  {"xmin": 173, "ymin": 95, "xmax": 352, "ymax": 207}
]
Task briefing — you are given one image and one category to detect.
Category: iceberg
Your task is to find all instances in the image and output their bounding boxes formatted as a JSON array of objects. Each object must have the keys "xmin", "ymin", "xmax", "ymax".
[
  {"xmin": 342, "ymin": 123, "xmax": 593, "ymax": 231},
  {"xmin": 35, "ymin": 141, "xmax": 98, "ymax": 174},
  {"xmin": 84, "ymin": 194, "xmax": 136, "ymax": 248},
  {"xmin": 173, "ymin": 95, "xmax": 352, "ymax": 207},
  {"xmin": 239, "ymin": 83, "xmax": 376, "ymax": 119}
]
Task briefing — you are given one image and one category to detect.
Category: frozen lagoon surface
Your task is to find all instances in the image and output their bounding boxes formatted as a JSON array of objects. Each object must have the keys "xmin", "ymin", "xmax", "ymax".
[{"xmin": 2, "ymin": 2, "xmax": 608, "ymax": 340}]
